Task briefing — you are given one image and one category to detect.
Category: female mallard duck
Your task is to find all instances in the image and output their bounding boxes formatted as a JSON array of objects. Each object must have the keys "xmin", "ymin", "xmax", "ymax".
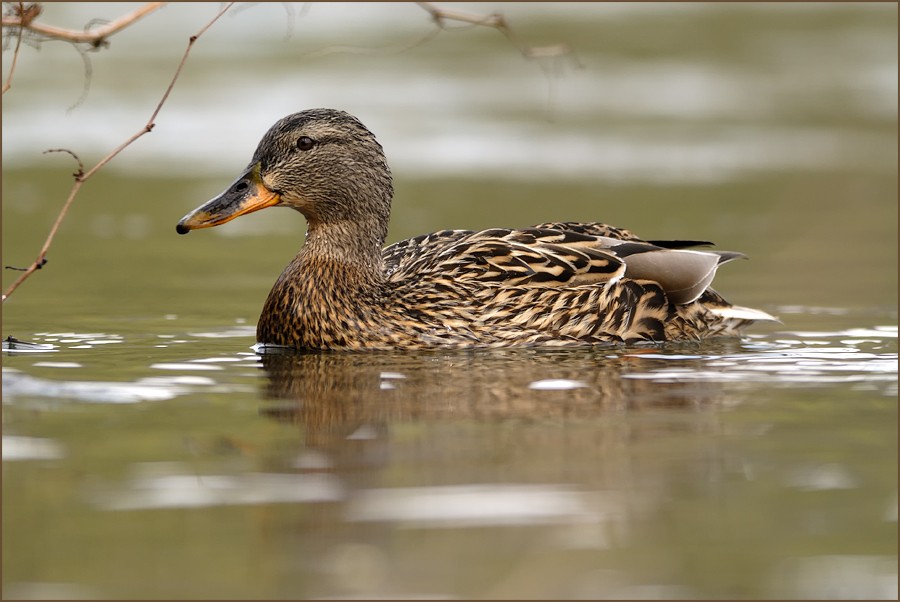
[{"xmin": 177, "ymin": 108, "xmax": 776, "ymax": 350}]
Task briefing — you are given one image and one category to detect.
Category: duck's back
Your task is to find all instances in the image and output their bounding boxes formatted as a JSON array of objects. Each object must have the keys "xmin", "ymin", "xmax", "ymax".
[{"xmin": 378, "ymin": 222, "xmax": 774, "ymax": 348}]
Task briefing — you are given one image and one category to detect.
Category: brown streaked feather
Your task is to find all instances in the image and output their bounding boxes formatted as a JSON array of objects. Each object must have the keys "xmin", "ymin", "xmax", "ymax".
[
  {"xmin": 386, "ymin": 227, "xmax": 627, "ymax": 289},
  {"xmin": 385, "ymin": 225, "xmax": 741, "ymax": 305}
]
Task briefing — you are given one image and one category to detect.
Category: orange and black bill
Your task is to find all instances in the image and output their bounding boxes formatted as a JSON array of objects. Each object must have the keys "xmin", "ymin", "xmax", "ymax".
[{"xmin": 176, "ymin": 164, "xmax": 280, "ymax": 234}]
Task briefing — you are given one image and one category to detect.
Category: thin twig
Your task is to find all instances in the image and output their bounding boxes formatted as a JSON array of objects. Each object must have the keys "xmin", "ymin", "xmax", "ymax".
[
  {"xmin": 43, "ymin": 148, "xmax": 85, "ymax": 177},
  {"xmin": 2, "ymin": 3, "xmax": 234, "ymax": 302},
  {"xmin": 1, "ymin": 2, "xmax": 26, "ymax": 94},
  {"xmin": 307, "ymin": 3, "xmax": 582, "ymax": 70},
  {"xmin": 67, "ymin": 42, "xmax": 93, "ymax": 111},
  {"xmin": 417, "ymin": 2, "xmax": 581, "ymax": 65},
  {"xmin": 1, "ymin": 2, "xmax": 166, "ymax": 46}
]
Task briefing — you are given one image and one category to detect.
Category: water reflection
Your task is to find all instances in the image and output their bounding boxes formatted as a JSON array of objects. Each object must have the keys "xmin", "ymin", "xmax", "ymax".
[
  {"xmin": 247, "ymin": 349, "xmax": 729, "ymax": 597},
  {"xmin": 3, "ymin": 368, "xmax": 184, "ymax": 404},
  {"xmin": 257, "ymin": 348, "xmax": 730, "ymax": 448},
  {"xmin": 92, "ymin": 462, "xmax": 343, "ymax": 511},
  {"xmin": 768, "ymin": 555, "xmax": 898, "ymax": 600},
  {"xmin": 345, "ymin": 483, "xmax": 601, "ymax": 529},
  {"xmin": 75, "ymin": 348, "xmax": 733, "ymax": 520},
  {"xmin": 2, "ymin": 367, "xmax": 250, "ymax": 405},
  {"xmin": 2, "ymin": 435, "xmax": 65, "ymax": 461}
]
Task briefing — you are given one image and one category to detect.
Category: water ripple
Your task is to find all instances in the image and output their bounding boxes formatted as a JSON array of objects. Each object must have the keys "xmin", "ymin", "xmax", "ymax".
[{"xmin": 622, "ymin": 327, "xmax": 898, "ymax": 394}]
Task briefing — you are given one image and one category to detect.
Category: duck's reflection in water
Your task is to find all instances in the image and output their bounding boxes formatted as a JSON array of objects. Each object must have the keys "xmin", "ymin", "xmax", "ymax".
[
  {"xmin": 257, "ymin": 347, "xmax": 729, "ymax": 458},
  {"xmin": 252, "ymin": 349, "xmax": 739, "ymax": 597}
]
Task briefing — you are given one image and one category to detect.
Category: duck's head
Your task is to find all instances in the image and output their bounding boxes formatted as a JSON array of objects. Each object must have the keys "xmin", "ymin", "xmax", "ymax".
[{"xmin": 176, "ymin": 109, "xmax": 393, "ymax": 242}]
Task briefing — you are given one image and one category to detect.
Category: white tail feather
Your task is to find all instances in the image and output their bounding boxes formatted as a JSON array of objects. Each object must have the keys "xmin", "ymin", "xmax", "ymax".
[{"xmin": 708, "ymin": 305, "xmax": 780, "ymax": 323}]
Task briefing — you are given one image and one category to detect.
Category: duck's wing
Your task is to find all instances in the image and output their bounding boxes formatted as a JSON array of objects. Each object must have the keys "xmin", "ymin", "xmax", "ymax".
[
  {"xmin": 383, "ymin": 229, "xmax": 473, "ymax": 277},
  {"xmin": 612, "ymin": 242, "xmax": 745, "ymax": 304},
  {"xmin": 532, "ymin": 222, "xmax": 747, "ymax": 304},
  {"xmin": 386, "ymin": 223, "xmax": 747, "ymax": 306},
  {"xmin": 388, "ymin": 227, "xmax": 629, "ymax": 288}
]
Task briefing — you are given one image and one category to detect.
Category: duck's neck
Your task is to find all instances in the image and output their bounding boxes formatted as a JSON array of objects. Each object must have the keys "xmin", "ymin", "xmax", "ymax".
[
  {"xmin": 256, "ymin": 218, "xmax": 389, "ymax": 348},
  {"xmin": 299, "ymin": 218, "xmax": 387, "ymax": 282}
]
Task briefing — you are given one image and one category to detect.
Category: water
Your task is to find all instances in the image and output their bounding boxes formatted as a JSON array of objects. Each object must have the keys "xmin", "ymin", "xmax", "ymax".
[
  {"xmin": 2, "ymin": 325, "xmax": 897, "ymax": 598},
  {"xmin": 2, "ymin": 2, "xmax": 897, "ymax": 599}
]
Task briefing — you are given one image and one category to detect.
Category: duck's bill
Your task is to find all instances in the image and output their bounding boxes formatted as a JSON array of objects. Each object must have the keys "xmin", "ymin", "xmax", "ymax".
[{"xmin": 176, "ymin": 166, "xmax": 280, "ymax": 234}]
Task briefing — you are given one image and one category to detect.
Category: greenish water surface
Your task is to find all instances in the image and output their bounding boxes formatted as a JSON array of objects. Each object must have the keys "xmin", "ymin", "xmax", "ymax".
[{"xmin": 2, "ymin": 3, "xmax": 897, "ymax": 599}]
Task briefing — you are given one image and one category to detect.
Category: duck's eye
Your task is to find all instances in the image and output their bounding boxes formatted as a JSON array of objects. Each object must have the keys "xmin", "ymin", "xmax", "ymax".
[{"xmin": 296, "ymin": 136, "xmax": 315, "ymax": 151}]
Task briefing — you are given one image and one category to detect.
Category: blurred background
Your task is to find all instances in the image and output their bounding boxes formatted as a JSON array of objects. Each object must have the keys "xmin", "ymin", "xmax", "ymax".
[{"xmin": 2, "ymin": 3, "xmax": 897, "ymax": 599}]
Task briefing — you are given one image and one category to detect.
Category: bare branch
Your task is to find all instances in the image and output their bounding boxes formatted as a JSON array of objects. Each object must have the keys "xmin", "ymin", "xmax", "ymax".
[
  {"xmin": 416, "ymin": 2, "xmax": 581, "ymax": 65},
  {"xmin": 1, "ymin": 2, "xmax": 166, "ymax": 46},
  {"xmin": 2, "ymin": 2, "xmax": 235, "ymax": 302},
  {"xmin": 2, "ymin": 177, "xmax": 85, "ymax": 302},
  {"xmin": 1, "ymin": 2, "xmax": 27, "ymax": 94},
  {"xmin": 306, "ymin": 3, "xmax": 582, "ymax": 74}
]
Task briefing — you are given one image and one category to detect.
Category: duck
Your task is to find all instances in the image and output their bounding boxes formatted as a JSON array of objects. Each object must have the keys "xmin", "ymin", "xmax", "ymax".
[{"xmin": 176, "ymin": 108, "xmax": 777, "ymax": 350}]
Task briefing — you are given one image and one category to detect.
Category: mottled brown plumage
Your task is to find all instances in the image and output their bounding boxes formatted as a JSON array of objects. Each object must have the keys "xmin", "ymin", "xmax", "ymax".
[{"xmin": 177, "ymin": 108, "xmax": 777, "ymax": 350}]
